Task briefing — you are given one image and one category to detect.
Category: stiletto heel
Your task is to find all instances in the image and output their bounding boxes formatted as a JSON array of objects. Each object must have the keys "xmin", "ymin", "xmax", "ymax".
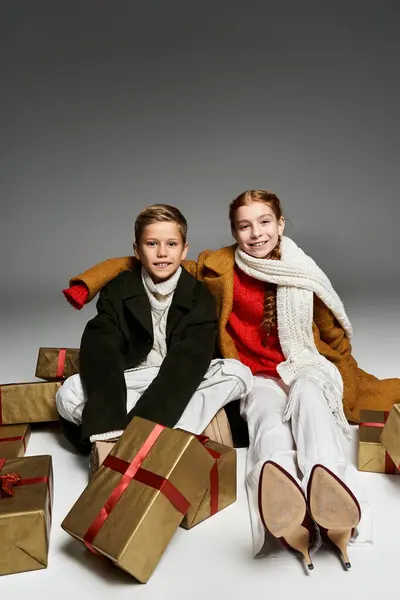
[
  {"xmin": 324, "ymin": 529, "xmax": 352, "ymax": 569},
  {"xmin": 259, "ymin": 461, "xmax": 317, "ymax": 571},
  {"xmin": 307, "ymin": 464, "xmax": 361, "ymax": 570}
]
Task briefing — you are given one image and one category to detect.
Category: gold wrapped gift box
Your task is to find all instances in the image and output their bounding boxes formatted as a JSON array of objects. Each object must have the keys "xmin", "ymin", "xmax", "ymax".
[
  {"xmin": 0, "ymin": 455, "xmax": 53, "ymax": 576},
  {"xmin": 381, "ymin": 403, "xmax": 400, "ymax": 470},
  {"xmin": 35, "ymin": 347, "xmax": 80, "ymax": 381},
  {"xmin": 0, "ymin": 381, "xmax": 60, "ymax": 424},
  {"xmin": 62, "ymin": 417, "xmax": 215, "ymax": 583},
  {"xmin": 0, "ymin": 424, "xmax": 30, "ymax": 458},
  {"xmin": 358, "ymin": 409, "xmax": 399, "ymax": 474},
  {"xmin": 181, "ymin": 437, "xmax": 236, "ymax": 529}
]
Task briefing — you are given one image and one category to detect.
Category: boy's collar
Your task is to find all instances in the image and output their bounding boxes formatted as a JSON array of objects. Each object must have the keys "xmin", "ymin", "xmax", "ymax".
[{"xmin": 122, "ymin": 261, "xmax": 194, "ymax": 310}]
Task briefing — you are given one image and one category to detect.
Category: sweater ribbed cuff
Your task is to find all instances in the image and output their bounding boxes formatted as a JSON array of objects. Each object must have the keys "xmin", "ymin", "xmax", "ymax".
[
  {"xmin": 63, "ymin": 283, "xmax": 89, "ymax": 310},
  {"xmin": 90, "ymin": 430, "xmax": 124, "ymax": 442}
]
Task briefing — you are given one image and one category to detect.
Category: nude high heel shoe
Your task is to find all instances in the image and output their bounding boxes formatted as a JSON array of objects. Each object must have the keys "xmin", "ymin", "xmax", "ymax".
[
  {"xmin": 307, "ymin": 464, "xmax": 361, "ymax": 570},
  {"xmin": 259, "ymin": 461, "xmax": 317, "ymax": 571}
]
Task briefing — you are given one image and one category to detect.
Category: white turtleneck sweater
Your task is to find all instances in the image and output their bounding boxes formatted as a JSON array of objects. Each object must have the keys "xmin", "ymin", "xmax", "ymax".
[
  {"xmin": 90, "ymin": 266, "xmax": 182, "ymax": 442},
  {"xmin": 138, "ymin": 266, "xmax": 182, "ymax": 367}
]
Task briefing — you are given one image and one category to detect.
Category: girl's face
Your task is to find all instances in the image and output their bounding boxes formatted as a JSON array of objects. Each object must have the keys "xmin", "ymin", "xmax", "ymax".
[{"xmin": 233, "ymin": 201, "xmax": 285, "ymax": 259}]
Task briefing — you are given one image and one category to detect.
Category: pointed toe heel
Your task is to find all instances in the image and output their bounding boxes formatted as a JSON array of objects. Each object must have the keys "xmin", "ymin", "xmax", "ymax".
[
  {"xmin": 259, "ymin": 461, "xmax": 316, "ymax": 571},
  {"xmin": 307, "ymin": 464, "xmax": 361, "ymax": 570}
]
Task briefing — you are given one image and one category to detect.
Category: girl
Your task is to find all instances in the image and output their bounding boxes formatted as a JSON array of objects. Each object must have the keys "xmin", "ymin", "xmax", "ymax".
[
  {"xmin": 198, "ymin": 190, "xmax": 362, "ymax": 569},
  {"xmin": 63, "ymin": 191, "xmax": 400, "ymax": 570}
]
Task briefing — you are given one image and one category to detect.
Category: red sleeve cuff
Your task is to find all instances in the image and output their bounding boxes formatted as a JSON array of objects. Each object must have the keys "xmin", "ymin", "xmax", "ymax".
[{"xmin": 62, "ymin": 283, "xmax": 89, "ymax": 310}]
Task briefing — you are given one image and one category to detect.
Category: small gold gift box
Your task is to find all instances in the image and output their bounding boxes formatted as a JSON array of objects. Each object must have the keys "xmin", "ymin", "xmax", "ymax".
[
  {"xmin": 181, "ymin": 436, "xmax": 236, "ymax": 529},
  {"xmin": 0, "ymin": 381, "xmax": 60, "ymax": 424},
  {"xmin": 0, "ymin": 424, "xmax": 30, "ymax": 458},
  {"xmin": 0, "ymin": 455, "xmax": 53, "ymax": 576},
  {"xmin": 35, "ymin": 347, "xmax": 80, "ymax": 380},
  {"xmin": 381, "ymin": 403, "xmax": 400, "ymax": 470},
  {"xmin": 358, "ymin": 409, "xmax": 398, "ymax": 474}
]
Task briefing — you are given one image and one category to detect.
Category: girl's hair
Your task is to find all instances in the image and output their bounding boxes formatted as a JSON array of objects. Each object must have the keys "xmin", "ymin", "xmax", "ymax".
[
  {"xmin": 134, "ymin": 204, "xmax": 188, "ymax": 245},
  {"xmin": 229, "ymin": 189, "xmax": 284, "ymax": 344}
]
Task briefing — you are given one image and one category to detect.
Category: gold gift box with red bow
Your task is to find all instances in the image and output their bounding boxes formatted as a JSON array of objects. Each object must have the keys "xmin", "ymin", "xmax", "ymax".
[{"xmin": 0, "ymin": 455, "xmax": 53, "ymax": 576}]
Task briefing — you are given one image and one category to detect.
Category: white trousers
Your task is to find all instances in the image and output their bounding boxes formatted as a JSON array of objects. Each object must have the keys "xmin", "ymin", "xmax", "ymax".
[
  {"xmin": 241, "ymin": 374, "xmax": 372, "ymax": 557},
  {"xmin": 57, "ymin": 362, "xmax": 371, "ymax": 557},
  {"xmin": 56, "ymin": 358, "xmax": 253, "ymax": 438}
]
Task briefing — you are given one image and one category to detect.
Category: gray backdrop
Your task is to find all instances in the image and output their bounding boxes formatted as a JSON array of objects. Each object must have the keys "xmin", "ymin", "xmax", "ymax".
[{"xmin": 1, "ymin": 1, "xmax": 399, "ymax": 380}]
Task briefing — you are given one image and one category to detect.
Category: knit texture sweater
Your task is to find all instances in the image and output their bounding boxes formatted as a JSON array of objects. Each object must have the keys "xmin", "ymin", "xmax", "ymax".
[
  {"xmin": 227, "ymin": 266, "xmax": 285, "ymax": 377},
  {"xmin": 138, "ymin": 266, "xmax": 182, "ymax": 368}
]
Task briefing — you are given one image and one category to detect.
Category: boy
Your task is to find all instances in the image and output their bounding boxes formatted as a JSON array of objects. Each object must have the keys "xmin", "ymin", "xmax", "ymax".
[{"xmin": 56, "ymin": 204, "xmax": 251, "ymax": 457}]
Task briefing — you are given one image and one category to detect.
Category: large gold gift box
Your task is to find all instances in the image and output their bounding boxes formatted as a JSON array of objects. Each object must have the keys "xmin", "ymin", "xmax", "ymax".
[
  {"xmin": 62, "ymin": 417, "xmax": 215, "ymax": 583},
  {"xmin": 0, "ymin": 381, "xmax": 61, "ymax": 424},
  {"xmin": 35, "ymin": 347, "xmax": 80, "ymax": 380},
  {"xmin": 358, "ymin": 409, "xmax": 399, "ymax": 474},
  {"xmin": 381, "ymin": 403, "xmax": 400, "ymax": 470},
  {"xmin": 181, "ymin": 437, "xmax": 236, "ymax": 529},
  {"xmin": 0, "ymin": 424, "xmax": 31, "ymax": 458},
  {"xmin": 0, "ymin": 455, "xmax": 53, "ymax": 576}
]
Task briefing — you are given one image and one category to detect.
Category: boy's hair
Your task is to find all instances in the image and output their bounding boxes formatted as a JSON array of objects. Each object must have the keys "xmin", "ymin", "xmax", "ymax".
[{"xmin": 134, "ymin": 204, "xmax": 188, "ymax": 245}]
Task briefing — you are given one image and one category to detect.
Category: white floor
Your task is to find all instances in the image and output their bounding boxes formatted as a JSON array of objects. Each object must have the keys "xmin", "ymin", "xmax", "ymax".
[{"xmin": 1, "ymin": 297, "xmax": 400, "ymax": 598}]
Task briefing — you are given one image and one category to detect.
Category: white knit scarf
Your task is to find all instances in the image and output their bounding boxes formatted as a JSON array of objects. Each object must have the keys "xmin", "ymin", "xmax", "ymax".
[{"xmin": 235, "ymin": 237, "xmax": 352, "ymax": 438}]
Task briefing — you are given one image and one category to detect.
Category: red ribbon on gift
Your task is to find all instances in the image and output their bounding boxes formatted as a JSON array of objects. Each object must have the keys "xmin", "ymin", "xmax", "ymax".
[
  {"xmin": 56, "ymin": 348, "xmax": 67, "ymax": 379},
  {"xmin": 83, "ymin": 423, "xmax": 191, "ymax": 555},
  {"xmin": 197, "ymin": 435, "xmax": 221, "ymax": 516},
  {"xmin": 0, "ymin": 434, "xmax": 27, "ymax": 451},
  {"xmin": 0, "ymin": 436, "xmax": 24, "ymax": 443},
  {"xmin": 359, "ymin": 411, "xmax": 397, "ymax": 475},
  {"xmin": 0, "ymin": 457, "xmax": 49, "ymax": 497}
]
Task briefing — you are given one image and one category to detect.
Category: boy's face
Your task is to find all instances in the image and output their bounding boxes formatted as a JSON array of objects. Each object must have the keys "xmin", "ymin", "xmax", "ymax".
[{"xmin": 134, "ymin": 221, "xmax": 188, "ymax": 283}]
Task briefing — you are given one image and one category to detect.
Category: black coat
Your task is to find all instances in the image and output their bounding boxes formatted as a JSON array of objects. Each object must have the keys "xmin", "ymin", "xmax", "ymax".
[{"xmin": 78, "ymin": 263, "xmax": 218, "ymax": 442}]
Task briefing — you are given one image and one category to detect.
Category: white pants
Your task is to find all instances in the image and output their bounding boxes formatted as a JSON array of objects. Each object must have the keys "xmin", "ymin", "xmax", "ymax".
[
  {"xmin": 56, "ymin": 358, "xmax": 253, "ymax": 439},
  {"xmin": 241, "ymin": 374, "xmax": 372, "ymax": 557}
]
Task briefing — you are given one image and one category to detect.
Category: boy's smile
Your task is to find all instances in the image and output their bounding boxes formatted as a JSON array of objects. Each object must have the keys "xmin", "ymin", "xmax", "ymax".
[{"xmin": 134, "ymin": 221, "xmax": 188, "ymax": 283}]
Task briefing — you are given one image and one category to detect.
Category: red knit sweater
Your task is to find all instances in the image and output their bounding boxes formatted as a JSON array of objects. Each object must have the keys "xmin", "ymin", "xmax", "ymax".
[{"xmin": 226, "ymin": 266, "xmax": 285, "ymax": 377}]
